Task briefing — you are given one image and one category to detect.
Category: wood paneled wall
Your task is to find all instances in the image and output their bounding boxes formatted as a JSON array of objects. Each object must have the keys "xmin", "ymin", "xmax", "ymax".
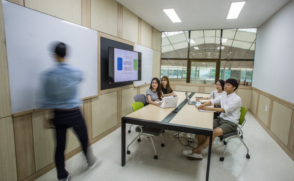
[
  {"xmin": 25, "ymin": 0, "xmax": 82, "ymax": 25},
  {"xmin": 249, "ymin": 87, "xmax": 294, "ymax": 161},
  {"xmin": 0, "ymin": 0, "xmax": 163, "ymax": 180}
]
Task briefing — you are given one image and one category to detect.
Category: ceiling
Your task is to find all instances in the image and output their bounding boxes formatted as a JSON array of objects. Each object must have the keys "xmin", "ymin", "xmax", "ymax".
[{"xmin": 117, "ymin": 0, "xmax": 289, "ymax": 31}]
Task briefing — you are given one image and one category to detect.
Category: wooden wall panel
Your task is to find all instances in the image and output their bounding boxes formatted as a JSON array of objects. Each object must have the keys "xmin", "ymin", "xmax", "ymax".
[
  {"xmin": 287, "ymin": 110, "xmax": 294, "ymax": 151},
  {"xmin": 257, "ymin": 94, "xmax": 271, "ymax": 126},
  {"xmin": 83, "ymin": 99, "xmax": 93, "ymax": 139},
  {"xmin": 153, "ymin": 28, "xmax": 161, "ymax": 51},
  {"xmin": 122, "ymin": 87, "xmax": 137, "ymax": 117},
  {"xmin": 13, "ymin": 114, "xmax": 35, "ymax": 181},
  {"xmin": 7, "ymin": 0, "xmax": 24, "ymax": 6},
  {"xmin": 65, "ymin": 129, "xmax": 81, "ymax": 155},
  {"xmin": 82, "ymin": 0, "xmax": 91, "ymax": 28},
  {"xmin": 175, "ymin": 85, "xmax": 199, "ymax": 92},
  {"xmin": 91, "ymin": 0, "xmax": 117, "ymax": 36},
  {"xmin": 122, "ymin": 6, "xmax": 138, "ymax": 43},
  {"xmin": 237, "ymin": 89, "xmax": 252, "ymax": 109},
  {"xmin": 198, "ymin": 87, "xmax": 205, "ymax": 93},
  {"xmin": 25, "ymin": 0, "xmax": 82, "ymax": 25},
  {"xmin": 140, "ymin": 20, "xmax": 152, "ymax": 48},
  {"xmin": 152, "ymin": 50, "xmax": 161, "ymax": 78},
  {"xmin": 0, "ymin": 1, "xmax": 12, "ymax": 118},
  {"xmin": 117, "ymin": 3, "xmax": 123, "ymax": 38},
  {"xmin": 0, "ymin": 117, "xmax": 17, "ymax": 181},
  {"xmin": 270, "ymin": 101, "xmax": 293, "ymax": 145},
  {"xmin": 140, "ymin": 85, "xmax": 149, "ymax": 95},
  {"xmin": 117, "ymin": 90, "xmax": 122, "ymax": 124},
  {"xmin": 32, "ymin": 111, "xmax": 54, "ymax": 171},
  {"xmin": 251, "ymin": 91, "xmax": 258, "ymax": 114},
  {"xmin": 204, "ymin": 87, "xmax": 215, "ymax": 94},
  {"xmin": 92, "ymin": 92, "xmax": 117, "ymax": 138}
]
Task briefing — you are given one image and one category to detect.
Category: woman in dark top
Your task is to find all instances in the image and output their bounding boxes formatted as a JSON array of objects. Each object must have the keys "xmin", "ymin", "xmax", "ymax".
[{"xmin": 161, "ymin": 76, "xmax": 177, "ymax": 97}]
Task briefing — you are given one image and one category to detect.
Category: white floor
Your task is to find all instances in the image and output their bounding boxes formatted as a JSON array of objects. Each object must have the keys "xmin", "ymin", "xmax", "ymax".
[{"xmin": 37, "ymin": 112, "xmax": 294, "ymax": 181}]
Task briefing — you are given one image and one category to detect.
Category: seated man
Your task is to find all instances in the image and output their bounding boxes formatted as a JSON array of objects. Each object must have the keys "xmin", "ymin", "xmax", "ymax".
[{"xmin": 183, "ymin": 78, "xmax": 242, "ymax": 160}]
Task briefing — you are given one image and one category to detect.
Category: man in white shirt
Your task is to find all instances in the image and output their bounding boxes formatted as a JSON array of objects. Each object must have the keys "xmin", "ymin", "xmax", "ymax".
[{"xmin": 183, "ymin": 79, "xmax": 242, "ymax": 160}]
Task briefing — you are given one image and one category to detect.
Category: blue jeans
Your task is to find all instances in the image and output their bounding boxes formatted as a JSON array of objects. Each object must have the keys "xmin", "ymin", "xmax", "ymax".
[{"xmin": 53, "ymin": 108, "xmax": 89, "ymax": 180}]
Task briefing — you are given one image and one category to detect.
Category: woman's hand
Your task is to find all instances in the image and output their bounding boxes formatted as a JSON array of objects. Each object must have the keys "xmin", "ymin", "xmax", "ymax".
[
  {"xmin": 156, "ymin": 102, "xmax": 162, "ymax": 106},
  {"xmin": 173, "ymin": 93, "xmax": 177, "ymax": 97},
  {"xmin": 196, "ymin": 97, "xmax": 200, "ymax": 101}
]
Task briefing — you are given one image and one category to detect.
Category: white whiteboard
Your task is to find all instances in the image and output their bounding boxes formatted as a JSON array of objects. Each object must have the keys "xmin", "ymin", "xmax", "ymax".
[
  {"xmin": 2, "ymin": 0, "xmax": 98, "ymax": 114},
  {"xmin": 134, "ymin": 44, "xmax": 153, "ymax": 86}
]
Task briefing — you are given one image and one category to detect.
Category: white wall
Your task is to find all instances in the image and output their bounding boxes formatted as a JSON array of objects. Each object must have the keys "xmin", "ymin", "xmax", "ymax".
[{"xmin": 253, "ymin": 0, "xmax": 294, "ymax": 103}]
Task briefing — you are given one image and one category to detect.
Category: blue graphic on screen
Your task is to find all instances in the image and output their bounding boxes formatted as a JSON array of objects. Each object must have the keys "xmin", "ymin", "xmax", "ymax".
[{"xmin": 117, "ymin": 57, "xmax": 123, "ymax": 70}]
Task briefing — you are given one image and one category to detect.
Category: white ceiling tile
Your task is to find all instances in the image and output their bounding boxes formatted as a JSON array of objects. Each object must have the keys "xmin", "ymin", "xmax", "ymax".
[
  {"xmin": 162, "ymin": 45, "xmax": 174, "ymax": 53},
  {"xmin": 235, "ymin": 31, "xmax": 256, "ymax": 42},
  {"xmin": 232, "ymin": 41, "xmax": 252, "ymax": 49}
]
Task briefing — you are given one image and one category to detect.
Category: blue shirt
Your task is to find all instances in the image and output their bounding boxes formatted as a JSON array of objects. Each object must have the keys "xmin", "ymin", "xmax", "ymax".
[{"xmin": 39, "ymin": 62, "xmax": 83, "ymax": 109}]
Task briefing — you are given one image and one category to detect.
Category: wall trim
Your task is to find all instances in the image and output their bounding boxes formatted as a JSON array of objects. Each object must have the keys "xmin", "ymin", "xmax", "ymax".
[{"xmin": 252, "ymin": 87, "xmax": 294, "ymax": 110}]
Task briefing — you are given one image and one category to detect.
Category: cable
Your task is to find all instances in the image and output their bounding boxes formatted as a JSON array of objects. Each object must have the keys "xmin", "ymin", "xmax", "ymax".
[{"xmin": 174, "ymin": 132, "xmax": 197, "ymax": 149}]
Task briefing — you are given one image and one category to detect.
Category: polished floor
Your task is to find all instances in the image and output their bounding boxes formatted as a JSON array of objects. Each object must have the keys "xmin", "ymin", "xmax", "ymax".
[{"xmin": 37, "ymin": 112, "xmax": 294, "ymax": 181}]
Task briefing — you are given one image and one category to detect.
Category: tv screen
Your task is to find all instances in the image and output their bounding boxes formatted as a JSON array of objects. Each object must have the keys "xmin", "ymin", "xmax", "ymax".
[{"xmin": 108, "ymin": 47, "xmax": 141, "ymax": 84}]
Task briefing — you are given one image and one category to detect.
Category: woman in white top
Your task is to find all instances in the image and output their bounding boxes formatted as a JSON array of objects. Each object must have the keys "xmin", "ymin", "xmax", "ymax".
[{"xmin": 196, "ymin": 80, "xmax": 226, "ymax": 101}]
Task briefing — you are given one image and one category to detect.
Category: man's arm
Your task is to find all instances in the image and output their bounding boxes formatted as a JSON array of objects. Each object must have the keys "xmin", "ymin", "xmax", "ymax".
[{"xmin": 197, "ymin": 96, "xmax": 224, "ymax": 112}]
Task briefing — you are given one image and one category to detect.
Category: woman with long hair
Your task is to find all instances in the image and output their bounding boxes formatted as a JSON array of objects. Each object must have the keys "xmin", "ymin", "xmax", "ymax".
[
  {"xmin": 146, "ymin": 77, "xmax": 163, "ymax": 106},
  {"xmin": 161, "ymin": 76, "xmax": 177, "ymax": 97}
]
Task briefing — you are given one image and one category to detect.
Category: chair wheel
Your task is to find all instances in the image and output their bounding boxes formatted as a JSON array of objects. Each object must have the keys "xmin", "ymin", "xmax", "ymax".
[
  {"xmin": 220, "ymin": 138, "xmax": 223, "ymax": 141},
  {"xmin": 220, "ymin": 157, "xmax": 224, "ymax": 161},
  {"xmin": 154, "ymin": 155, "xmax": 158, "ymax": 159},
  {"xmin": 128, "ymin": 130, "xmax": 131, "ymax": 133},
  {"xmin": 162, "ymin": 130, "xmax": 165, "ymax": 133},
  {"xmin": 137, "ymin": 139, "xmax": 141, "ymax": 142},
  {"xmin": 161, "ymin": 143, "xmax": 165, "ymax": 147},
  {"xmin": 246, "ymin": 154, "xmax": 250, "ymax": 159},
  {"xmin": 241, "ymin": 135, "xmax": 243, "ymax": 139},
  {"xmin": 223, "ymin": 141, "xmax": 227, "ymax": 145},
  {"xmin": 127, "ymin": 150, "xmax": 130, "ymax": 154}
]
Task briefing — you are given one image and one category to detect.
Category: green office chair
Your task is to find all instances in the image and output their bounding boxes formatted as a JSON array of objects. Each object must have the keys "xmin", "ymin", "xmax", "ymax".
[
  {"xmin": 127, "ymin": 102, "xmax": 165, "ymax": 159},
  {"xmin": 218, "ymin": 107, "xmax": 250, "ymax": 161}
]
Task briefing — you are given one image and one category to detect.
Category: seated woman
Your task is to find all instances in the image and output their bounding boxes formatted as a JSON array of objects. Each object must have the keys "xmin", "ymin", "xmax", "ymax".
[
  {"xmin": 161, "ymin": 76, "xmax": 177, "ymax": 97},
  {"xmin": 196, "ymin": 80, "xmax": 226, "ymax": 118},
  {"xmin": 146, "ymin": 77, "xmax": 163, "ymax": 106}
]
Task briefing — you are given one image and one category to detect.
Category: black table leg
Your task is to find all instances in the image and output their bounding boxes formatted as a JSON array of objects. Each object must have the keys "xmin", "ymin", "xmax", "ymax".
[
  {"xmin": 121, "ymin": 119, "xmax": 126, "ymax": 166},
  {"xmin": 206, "ymin": 132, "xmax": 213, "ymax": 181}
]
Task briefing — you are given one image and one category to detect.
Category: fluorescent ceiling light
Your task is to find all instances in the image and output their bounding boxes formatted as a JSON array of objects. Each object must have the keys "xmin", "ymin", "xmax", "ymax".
[
  {"xmin": 163, "ymin": 9, "xmax": 181, "ymax": 23},
  {"xmin": 227, "ymin": 2, "xmax": 246, "ymax": 19},
  {"xmin": 222, "ymin": 38, "xmax": 227, "ymax": 43},
  {"xmin": 194, "ymin": 47, "xmax": 199, "ymax": 50},
  {"xmin": 218, "ymin": 46, "xmax": 224, "ymax": 50}
]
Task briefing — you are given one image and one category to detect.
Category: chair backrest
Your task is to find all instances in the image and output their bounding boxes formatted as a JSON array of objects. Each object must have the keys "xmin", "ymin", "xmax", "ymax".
[
  {"xmin": 132, "ymin": 102, "xmax": 144, "ymax": 112},
  {"xmin": 239, "ymin": 107, "xmax": 247, "ymax": 125},
  {"xmin": 134, "ymin": 94, "xmax": 146, "ymax": 105}
]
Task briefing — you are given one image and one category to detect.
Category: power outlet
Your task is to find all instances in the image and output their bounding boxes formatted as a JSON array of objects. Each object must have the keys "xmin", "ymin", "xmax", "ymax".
[{"xmin": 265, "ymin": 106, "xmax": 268, "ymax": 111}]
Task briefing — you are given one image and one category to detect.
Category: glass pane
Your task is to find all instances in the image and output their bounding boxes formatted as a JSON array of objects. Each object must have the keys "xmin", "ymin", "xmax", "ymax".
[
  {"xmin": 190, "ymin": 61, "xmax": 216, "ymax": 84},
  {"xmin": 219, "ymin": 61, "xmax": 254, "ymax": 85},
  {"xmin": 221, "ymin": 28, "xmax": 257, "ymax": 59},
  {"xmin": 161, "ymin": 59, "xmax": 187, "ymax": 83},
  {"xmin": 189, "ymin": 30, "xmax": 221, "ymax": 59},
  {"xmin": 161, "ymin": 31, "xmax": 189, "ymax": 58}
]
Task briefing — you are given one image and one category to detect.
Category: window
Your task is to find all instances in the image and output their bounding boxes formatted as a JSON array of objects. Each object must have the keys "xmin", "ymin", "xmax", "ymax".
[
  {"xmin": 161, "ymin": 31, "xmax": 189, "ymax": 58},
  {"xmin": 189, "ymin": 30, "xmax": 221, "ymax": 59},
  {"xmin": 221, "ymin": 29, "xmax": 256, "ymax": 59},
  {"xmin": 161, "ymin": 60, "xmax": 187, "ymax": 82},
  {"xmin": 190, "ymin": 61, "xmax": 216, "ymax": 84},
  {"xmin": 220, "ymin": 61, "xmax": 254, "ymax": 85}
]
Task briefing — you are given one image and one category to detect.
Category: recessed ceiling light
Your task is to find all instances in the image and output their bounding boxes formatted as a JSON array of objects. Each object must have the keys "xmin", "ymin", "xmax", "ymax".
[
  {"xmin": 218, "ymin": 47, "xmax": 225, "ymax": 50},
  {"xmin": 227, "ymin": 2, "xmax": 246, "ymax": 19},
  {"xmin": 190, "ymin": 39, "xmax": 195, "ymax": 44},
  {"xmin": 194, "ymin": 47, "xmax": 199, "ymax": 50},
  {"xmin": 163, "ymin": 9, "xmax": 181, "ymax": 23},
  {"xmin": 222, "ymin": 38, "xmax": 227, "ymax": 43}
]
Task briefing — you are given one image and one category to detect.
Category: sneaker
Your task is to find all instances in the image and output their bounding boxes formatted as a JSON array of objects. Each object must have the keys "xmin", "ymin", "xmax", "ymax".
[
  {"xmin": 187, "ymin": 153, "xmax": 203, "ymax": 160},
  {"xmin": 59, "ymin": 173, "xmax": 72, "ymax": 181},
  {"xmin": 88, "ymin": 157, "xmax": 103, "ymax": 170},
  {"xmin": 182, "ymin": 150, "xmax": 193, "ymax": 156}
]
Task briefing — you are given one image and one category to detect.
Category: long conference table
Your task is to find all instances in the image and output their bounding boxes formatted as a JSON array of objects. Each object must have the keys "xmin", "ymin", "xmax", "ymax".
[{"xmin": 121, "ymin": 91, "xmax": 214, "ymax": 181}]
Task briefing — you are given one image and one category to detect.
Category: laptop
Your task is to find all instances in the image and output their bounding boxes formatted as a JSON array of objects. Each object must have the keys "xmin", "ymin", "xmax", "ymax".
[{"xmin": 159, "ymin": 97, "xmax": 178, "ymax": 108}]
